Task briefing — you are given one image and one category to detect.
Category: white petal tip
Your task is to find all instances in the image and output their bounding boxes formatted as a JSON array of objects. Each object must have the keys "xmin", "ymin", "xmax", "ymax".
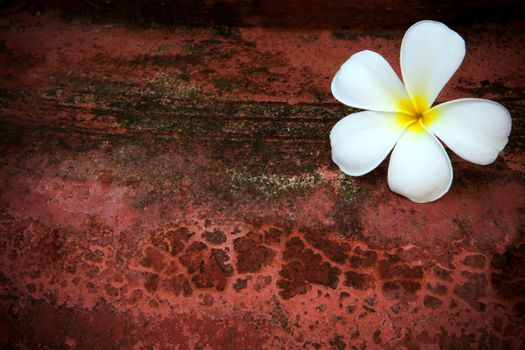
[
  {"xmin": 427, "ymin": 98, "xmax": 512, "ymax": 165},
  {"xmin": 391, "ymin": 186, "xmax": 450, "ymax": 204},
  {"xmin": 387, "ymin": 128, "xmax": 453, "ymax": 204},
  {"xmin": 330, "ymin": 50, "xmax": 409, "ymax": 112},
  {"xmin": 330, "ymin": 111, "xmax": 406, "ymax": 177}
]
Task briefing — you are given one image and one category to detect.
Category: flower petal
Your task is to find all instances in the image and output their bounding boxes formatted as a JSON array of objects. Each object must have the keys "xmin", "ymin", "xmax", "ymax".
[
  {"xmin": 331, "ymin": 50, "xmax": 414, "ymax": 113},
  {"xmin": 400, "ymin": 20, "xmax": 465, "ymax": 112},
  {"xmin": 425, "ymin": 98, "xmax": 512, "ymax": 165},
  {"xmin": 331, "ymin": 111, "xmax": 407, "ymax": 176},
  {"xmin": 388, "ymin": 123, "xmax": 452, "ymax": 203}
]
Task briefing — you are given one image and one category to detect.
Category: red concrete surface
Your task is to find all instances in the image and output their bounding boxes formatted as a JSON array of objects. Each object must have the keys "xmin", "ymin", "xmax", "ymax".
[
  {"xmin": 26, "ymin": 0, "xmax": 525, "ymax": 29},
  {"xmin": 0, "ymin": 9, "xmax": 525, "ymax": 350}
]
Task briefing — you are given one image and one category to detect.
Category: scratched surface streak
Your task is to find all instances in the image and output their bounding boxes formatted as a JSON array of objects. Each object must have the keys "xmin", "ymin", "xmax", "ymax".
[{"xmin": 0, "ymin": 11, "xmax": 524, "ymax": 350}]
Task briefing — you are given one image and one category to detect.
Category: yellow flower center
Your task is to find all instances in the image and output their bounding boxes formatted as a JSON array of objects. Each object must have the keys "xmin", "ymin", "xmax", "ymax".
[{"xmin": 396, "ymin": 94, "xmax": 438, "ymax": 131}]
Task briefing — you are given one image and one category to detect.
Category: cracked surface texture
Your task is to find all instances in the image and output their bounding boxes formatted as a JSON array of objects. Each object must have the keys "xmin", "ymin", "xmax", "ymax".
[{"xmin": 0, "ymin": 8, "xmax": 524, "ymax": 350}]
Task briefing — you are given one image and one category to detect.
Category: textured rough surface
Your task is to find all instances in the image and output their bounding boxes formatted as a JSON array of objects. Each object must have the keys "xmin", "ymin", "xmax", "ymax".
[
  {"xmin": 16, "ymin": 0, "xmax": 525, "ymax": 29},
  {"xmin": 1, "ymin": 8, "xmax": 525, "ymax": 350}
]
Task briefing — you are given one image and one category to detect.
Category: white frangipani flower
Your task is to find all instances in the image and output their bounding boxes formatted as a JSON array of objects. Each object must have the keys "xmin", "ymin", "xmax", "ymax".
[{"xmin": 330, "ymin": 20, "xmax": 512, "ymax": 203}]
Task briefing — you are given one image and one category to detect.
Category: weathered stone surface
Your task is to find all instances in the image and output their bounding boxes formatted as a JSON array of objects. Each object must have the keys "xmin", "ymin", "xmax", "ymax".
[{"xmin": 0, "ymin": 8, "xmax": 524, "ymax": 350}]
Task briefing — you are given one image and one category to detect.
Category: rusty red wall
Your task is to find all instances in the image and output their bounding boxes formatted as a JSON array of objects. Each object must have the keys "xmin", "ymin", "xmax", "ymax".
[
  {"xmin": 0, "ymin": 2, "xmax": 524, "ymax": 349},
  {"xmin": 8, "ymin": 0, "xmax": 525, "ymax": 28}
]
